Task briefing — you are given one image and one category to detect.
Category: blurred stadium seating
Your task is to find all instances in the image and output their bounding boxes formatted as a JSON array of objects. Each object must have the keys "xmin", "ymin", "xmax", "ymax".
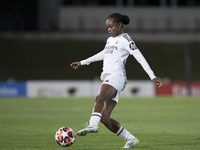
[{"xmin": 0, "ymin": 0, "xmax": 200, "ymax": 97}]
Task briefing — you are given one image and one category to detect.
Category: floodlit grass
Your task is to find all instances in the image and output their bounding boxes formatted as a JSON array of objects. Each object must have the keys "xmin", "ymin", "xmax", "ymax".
[{"xmin": 0, "ymin": 97, "xmax": 200, "ymax": 150}]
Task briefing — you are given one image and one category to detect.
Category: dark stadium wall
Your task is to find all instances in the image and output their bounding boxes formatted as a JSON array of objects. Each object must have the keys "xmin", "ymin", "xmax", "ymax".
[{"xmin": 0, "ymin": 38, "xmax": 199, "ymax": 81}]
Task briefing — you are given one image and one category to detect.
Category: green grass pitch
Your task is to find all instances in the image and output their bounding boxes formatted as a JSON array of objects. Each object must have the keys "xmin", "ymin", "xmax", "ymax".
[{"xmin": 0, "ymin": 97, "xmax": 200, "ymax": 150}]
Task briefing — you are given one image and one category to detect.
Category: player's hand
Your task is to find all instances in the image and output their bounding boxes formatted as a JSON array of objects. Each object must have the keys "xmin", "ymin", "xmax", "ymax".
[
  {"xmin": 152, "ymin": 78, "xmax": 162, "ymax": 88},
  {"xmin": 70, "ymin": 61, "xmax": 81, "ymax": 69}
]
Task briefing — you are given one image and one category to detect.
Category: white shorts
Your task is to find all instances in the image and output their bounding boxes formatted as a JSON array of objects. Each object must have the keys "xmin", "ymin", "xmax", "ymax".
[{"xmin": 99, "ymin": 73, "xmax": 127, "ymax": 103}]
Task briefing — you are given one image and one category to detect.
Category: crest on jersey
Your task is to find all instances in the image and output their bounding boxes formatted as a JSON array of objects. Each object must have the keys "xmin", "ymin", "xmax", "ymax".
[
  {"xmin": 129, "ymin": 42, "xmax": 137, "ymax": 50},
  {"xmin": 115, "ymin": 40, "xmax": 119, "ymax": 44}
]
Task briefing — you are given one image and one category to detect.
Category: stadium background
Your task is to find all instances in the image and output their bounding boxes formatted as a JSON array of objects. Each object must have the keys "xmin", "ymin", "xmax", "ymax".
[{"xmin": 0, "ymin": 0, "xmax": 200, "ymax": 97}]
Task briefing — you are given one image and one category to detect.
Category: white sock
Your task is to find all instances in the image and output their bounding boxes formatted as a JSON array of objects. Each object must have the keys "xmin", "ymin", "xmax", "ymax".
[
  {"xmin": 89, "ymin": 112, "xmax": 102, "ymax": 126},
  {"xmin": 116, "ymin": 126, "xmax": 136, "ymax": 141}
]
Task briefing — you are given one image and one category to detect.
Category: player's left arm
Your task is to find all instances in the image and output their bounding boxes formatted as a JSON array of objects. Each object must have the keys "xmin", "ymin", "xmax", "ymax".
[
  {"xmin": 152, "ymin": 78, "xmax": 162, "ymax": 88},
  {"xmin": 126, "ymin": 41, "xmax": 162, "ymax": 87}
]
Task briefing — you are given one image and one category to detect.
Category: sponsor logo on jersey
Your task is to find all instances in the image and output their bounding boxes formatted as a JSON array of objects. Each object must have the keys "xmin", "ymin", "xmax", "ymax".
[
  {"xmin": 115, "ymin": 40, "xmax": 119, "ymax": 44},
  {"xmin": 105, "ymin": 50, "xmax": 113, "ymax": 54},
  {"xmin": 104, "ymin": 45, "xmax": 118, "ymax": 54},
  {"xmin": 105, "ymin": 45, "xmax": 118, "ymax": 50}
]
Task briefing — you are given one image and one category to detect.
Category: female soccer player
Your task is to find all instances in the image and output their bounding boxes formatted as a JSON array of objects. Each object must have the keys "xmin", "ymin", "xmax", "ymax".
[{"xmin": 70, "ymin": 13, "xmax": 162, "ymax": 148}]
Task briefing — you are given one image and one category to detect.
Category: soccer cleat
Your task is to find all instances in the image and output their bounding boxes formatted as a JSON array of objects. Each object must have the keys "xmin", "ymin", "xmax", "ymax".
[
  {"xmin": 123, "ymin": 138, "xmax": 140, "ymax": 148},
  {"xmin": 76, "ymin": 125, "xmax": 99, "ymax": 136}
]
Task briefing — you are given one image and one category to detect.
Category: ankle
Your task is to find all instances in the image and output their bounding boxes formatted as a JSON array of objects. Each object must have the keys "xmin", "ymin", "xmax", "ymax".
[{"xmin": 89, "ymin": 112, "xmax": 102, "ymax": 126}]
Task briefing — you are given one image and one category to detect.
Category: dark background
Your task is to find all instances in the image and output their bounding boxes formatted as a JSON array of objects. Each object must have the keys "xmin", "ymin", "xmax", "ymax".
[
  {"xmin": 0, "ymin": 38, "xmax": 199, "ymax": 81},
  {"xmin": 0, "ymin": 0, "xmax": 199, "ymax": 81}
]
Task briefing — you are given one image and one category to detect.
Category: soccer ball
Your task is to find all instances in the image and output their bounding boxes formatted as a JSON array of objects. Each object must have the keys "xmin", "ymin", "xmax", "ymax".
[{"xmin": 55, "ymin": 126, "xmax": 76, "ymax": 147}]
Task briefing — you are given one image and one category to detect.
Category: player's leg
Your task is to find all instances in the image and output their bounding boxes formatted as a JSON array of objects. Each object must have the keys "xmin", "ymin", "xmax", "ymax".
[
  {"xmin": 89, "ymin": 84, "xmax": 117, "ymax": 124},
  {"xmin": 77, "ymin": 84, "xmax": 117, "ymax": 136},
  {"xmin": 100, "ymin": 99, "xmax": 120, "ymax": 133},
  {"xmin": 101, "ymin": 99, "xmax": 139, "ymax": 148}
]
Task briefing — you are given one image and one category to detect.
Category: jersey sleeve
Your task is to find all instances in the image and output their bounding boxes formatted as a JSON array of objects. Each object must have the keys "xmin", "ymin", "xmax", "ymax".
[
  {"xmin": 126, "ymin": 41, "xmax": 156, "ymax": 80},
  {"xmin": 80, "ymin": 50, "xmax": 104, "ymax": 65}
]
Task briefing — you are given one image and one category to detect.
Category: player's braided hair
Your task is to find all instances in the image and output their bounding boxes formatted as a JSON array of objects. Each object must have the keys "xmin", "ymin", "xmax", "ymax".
[{"xmin": 107, "ymin": 13, "xmax": 130, "ymax": 25}]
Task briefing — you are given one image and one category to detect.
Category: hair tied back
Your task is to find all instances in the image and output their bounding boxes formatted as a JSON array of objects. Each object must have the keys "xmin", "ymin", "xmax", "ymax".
[{"xmin": 122, "ymin": 15, "xmax": 130, "ymax": 25}]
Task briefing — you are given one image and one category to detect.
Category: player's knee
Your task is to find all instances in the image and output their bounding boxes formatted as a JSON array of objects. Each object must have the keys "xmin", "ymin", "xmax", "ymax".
[{"xmin": 95, "ymin": 95, "xmax": 105, "ymax": 104}]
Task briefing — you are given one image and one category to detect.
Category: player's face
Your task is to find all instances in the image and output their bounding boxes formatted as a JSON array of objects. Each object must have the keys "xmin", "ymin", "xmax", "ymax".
[{"xmin": 106, "ymin": 18, "xmax": 123, "ymax": 37}]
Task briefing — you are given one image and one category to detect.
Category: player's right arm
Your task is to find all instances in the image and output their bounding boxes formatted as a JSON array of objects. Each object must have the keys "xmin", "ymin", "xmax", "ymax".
[
  {"xmin": 70, "ymin": 61, "xmax": 81, "ymax": 69},
  {"xmin": 70, "ymin": 50, "xmax": 104, "ymax": 69}
]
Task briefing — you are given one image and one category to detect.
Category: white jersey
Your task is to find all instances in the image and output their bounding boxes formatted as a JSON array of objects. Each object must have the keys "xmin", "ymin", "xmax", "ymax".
[{"xmin": 81, "ymin": 33, "xmax": 156, "ymax": 80}]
